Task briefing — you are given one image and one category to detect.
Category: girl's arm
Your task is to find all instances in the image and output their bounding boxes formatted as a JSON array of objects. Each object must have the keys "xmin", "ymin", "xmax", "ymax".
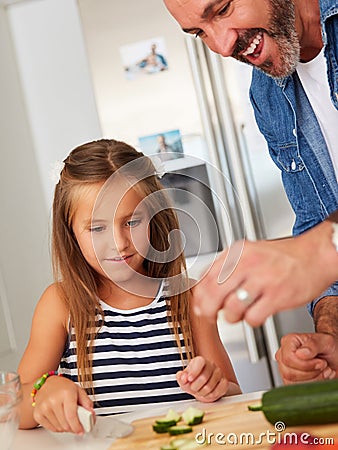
[
  {"xmin": 176, "ymin": 291, "xmax": 241, "ymax": 401},
  {"xmin": 18, "ymin": 284, "xmax": 93, "ymax": 433}
]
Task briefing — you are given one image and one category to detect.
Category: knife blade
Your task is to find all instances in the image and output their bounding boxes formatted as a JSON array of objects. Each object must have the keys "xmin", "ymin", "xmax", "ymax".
[{"xmin": 77, "ymin": 405, "xmax": 134, "ymax": 438}]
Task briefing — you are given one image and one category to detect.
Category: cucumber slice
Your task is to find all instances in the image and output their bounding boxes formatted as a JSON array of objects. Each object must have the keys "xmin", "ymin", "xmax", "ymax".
[
  {"xmin": 170, "ymin": 438, "xmax": 191, "ymax": 448},
  {"xmin": 170, "ymin": 437, "xmax": 206, "ymax": 449},
  {"xmin": 156, "ymin": 419, "xmax": 178, "ymax": 427},
  {"xmin": 153, "ymin": 423, "xmax": 173, "ymax": 433},
  {"xmin": 182, "ymin": 406, "xmax": 205, "ymax": 426},
  {"xmin": 165, "ymin": 408, "xmax": 181, "ymax": 423},
  {"xmin": 160, "ymin": 445, "xmax": 177, "ymax": 450},
  {"xmin": 168, "ymin": 425, "xmax": 193, "ymax": 436},
  {"xmin": 178, "ymin": 439, "xmax": 205, "ymax": 450},
  {"xmin": 179, "ymin": 439, "xmax": 207, "ymax": 449}
]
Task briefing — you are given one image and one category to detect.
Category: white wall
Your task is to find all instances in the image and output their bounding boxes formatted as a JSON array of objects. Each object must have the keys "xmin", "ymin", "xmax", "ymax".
[
  {"xmin": 0, "ymin": 4, "xmax": 50, "ymax": 370},
  {"xmin": 0, "ymin": 0, "xmax": 101, "ymax": 370},
  {"xmin": 78, "ymin": 0, "xmax": 203, "ymax": 148},
  {"xmin": 7, "ymin": 0, "xmax": 102, "ymax": 206}
]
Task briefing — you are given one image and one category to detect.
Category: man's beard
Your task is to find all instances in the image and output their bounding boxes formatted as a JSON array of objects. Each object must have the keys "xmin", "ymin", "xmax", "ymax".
[{"xmin": 232, "ymin": 0, "xmax": 300, "ymax": 78}]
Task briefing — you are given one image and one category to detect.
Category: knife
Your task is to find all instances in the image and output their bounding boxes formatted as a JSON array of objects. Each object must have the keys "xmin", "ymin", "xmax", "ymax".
[{"xmin": 77, "ymin": 405, "xmax": 134, "ymax": 438}]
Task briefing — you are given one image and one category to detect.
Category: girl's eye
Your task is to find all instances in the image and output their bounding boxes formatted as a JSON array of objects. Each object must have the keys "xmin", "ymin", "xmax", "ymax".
[
  {"xmin": 90, "ymin": 226, "xmax": 105, "ymax": 233},
  {"xmin": 126, "ymin": 219, "xmax": 141, "ymax": 228}
]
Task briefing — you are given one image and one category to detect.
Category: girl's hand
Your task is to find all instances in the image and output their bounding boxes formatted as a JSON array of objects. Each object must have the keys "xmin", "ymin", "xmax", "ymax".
[
  {"xmin": 176, "ymin": 356, "xmax": 230, "ymax": 402},
  {"xmin": 32, "ymin": 375, "xmax": 94, "ymax": 434}
]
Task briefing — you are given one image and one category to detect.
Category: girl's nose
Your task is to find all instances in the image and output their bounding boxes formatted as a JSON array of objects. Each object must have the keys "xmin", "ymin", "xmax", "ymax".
[{"xmin": 111, "ymin": 228, "xmax": 129, "ymax": 253}]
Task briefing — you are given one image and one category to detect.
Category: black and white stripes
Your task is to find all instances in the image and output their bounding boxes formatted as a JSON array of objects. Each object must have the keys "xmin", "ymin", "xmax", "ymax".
[{"xmin": 59, "ymin": 283, "xmax": 193, "ymax": 415}]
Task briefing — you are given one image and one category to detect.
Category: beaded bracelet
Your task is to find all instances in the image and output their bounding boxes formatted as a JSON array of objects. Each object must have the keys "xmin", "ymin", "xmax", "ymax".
[{"xmin": 31, "ymin": 370, "xmax": 62, "ymax": 407}]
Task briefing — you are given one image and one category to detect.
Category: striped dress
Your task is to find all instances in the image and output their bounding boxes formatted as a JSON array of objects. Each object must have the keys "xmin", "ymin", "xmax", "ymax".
[{"xmin": 58, "ymin": 282, "xmax": 193, "ymax": 415}]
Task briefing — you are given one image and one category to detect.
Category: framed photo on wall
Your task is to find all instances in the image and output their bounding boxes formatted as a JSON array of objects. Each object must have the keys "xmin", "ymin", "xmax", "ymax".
[
  {"xmin": 120, "ymin": 37, "xmax": 168, "ymax": 80},
  {"xmin": 138, "ymin": 129, "xmax": 184, "ymax": 161}
]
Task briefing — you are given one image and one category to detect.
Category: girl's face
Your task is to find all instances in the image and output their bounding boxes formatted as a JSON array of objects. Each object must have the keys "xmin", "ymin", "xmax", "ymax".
[
  {"xmin": 72, "ymin": 181, "xmax": 151, "ymax": 287},
  {"xmin": 164, "ymin": 0, "xmax": 300, "ymax": 78}
]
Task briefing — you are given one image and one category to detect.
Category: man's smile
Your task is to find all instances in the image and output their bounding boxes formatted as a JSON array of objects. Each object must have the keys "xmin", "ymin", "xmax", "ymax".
[{"xmin": 242, "ymin": 31, "xmax": 263, "ymax": 57}]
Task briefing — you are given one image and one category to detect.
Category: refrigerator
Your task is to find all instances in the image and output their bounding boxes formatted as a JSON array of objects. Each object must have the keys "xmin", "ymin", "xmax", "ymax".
[{"xmin": 77, "ymin": 0, "xmax": 315, "ymax": 392}]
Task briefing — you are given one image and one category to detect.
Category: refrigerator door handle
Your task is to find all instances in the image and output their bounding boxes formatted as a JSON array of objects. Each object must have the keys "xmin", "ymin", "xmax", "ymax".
[
  {"xmin": 201, "ymin": 47, "xmax": 283, "ymax": 367},
  {"xmin": 184, "ymin": 36, "xmax": 244, "ymax": 245},
  {"xmin": 242, "ymin": 322, "xmax": 260, "ymax": 364},
  {"xmin": 204, "ymin": 50, "xmax": 258, "ymax": 242},
  {"xmin": 185, "ymin": 37, "xmax": 262, "ymax": 365},
  {"xmin": 263, "ymin": 316, "xmax": 280, "ymax": 362},
  {"xmin": 237, "ymin": 123, "xmax": 266, "ymax": 240}
]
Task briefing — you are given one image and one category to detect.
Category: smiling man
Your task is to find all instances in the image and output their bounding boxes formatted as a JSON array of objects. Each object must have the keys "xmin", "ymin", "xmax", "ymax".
[
  {"xmin": 163, "ymin": 0, "xmax": 338, "ymax": 384},
  {"xmin": 164, "ymin": 0, "xmax": 304, "ymax": 77}
]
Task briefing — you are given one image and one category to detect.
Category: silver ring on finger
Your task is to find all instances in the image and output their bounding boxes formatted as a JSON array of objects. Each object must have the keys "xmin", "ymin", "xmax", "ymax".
[{"xmin": 235, "ymin": 287, "xmax": 254, "ymax": 306}]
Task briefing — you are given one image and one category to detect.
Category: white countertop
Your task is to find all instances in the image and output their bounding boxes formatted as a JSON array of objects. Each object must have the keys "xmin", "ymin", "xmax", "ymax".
[{"xmin": 11, "ymin": 391, "xmax": 263, "ymax": 450}]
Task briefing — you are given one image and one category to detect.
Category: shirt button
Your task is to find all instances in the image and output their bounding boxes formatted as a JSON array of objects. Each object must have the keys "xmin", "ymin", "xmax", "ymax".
[
  {"xmin": 291, "ymin": 159, "xmax": 297, "ymax": 171},
  {"xmin": 292, "ymin": 128, "xmax": 297, "ymax": 136}
]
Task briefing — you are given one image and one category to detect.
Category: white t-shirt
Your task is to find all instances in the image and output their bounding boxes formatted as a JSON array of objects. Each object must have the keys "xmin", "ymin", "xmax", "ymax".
[{"xmin": 297, "ymin": 49, "xmax": 338, "ymax": 180}]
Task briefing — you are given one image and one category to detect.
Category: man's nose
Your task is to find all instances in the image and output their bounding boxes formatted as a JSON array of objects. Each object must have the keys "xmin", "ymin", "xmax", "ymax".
[{"xmin": 204, "ymin": 26, "xmax": 238, "ymax": 58}]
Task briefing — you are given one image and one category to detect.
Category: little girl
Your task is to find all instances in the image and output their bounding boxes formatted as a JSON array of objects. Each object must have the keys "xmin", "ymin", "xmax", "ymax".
[{"xmin": 18, "ymin": 139, "xmax": 240, "ymax": 434}]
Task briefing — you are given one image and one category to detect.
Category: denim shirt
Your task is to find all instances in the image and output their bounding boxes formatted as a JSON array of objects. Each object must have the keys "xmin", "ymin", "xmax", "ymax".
[{"xmin": 249, "ymin": 0, "xmax": 338, "ymax": 315}]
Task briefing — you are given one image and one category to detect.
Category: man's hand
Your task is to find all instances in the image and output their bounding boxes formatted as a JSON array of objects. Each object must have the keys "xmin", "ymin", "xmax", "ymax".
[
  {"xmin": 275, "ymin": 333, "xmax": 338, "ymax": 384},
  {"xmin": 193, "ymin": 221, "xmax": 338, "ymax": 327}
]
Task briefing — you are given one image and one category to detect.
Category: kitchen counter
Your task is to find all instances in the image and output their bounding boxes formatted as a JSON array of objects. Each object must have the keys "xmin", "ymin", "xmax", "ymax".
[
  {"xmin": 11, "ymin": 392, "xmax": 260, "ymax": 450},
  {"xmin": 109, "ymin": 392, "xmax": 338, "ymax": 450},
  {"xmin": 11, "ymin": 390, "xmax": 338, "ymax": 449}
]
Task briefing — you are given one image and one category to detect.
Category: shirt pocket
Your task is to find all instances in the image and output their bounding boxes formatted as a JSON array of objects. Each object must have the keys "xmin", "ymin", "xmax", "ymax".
[{"xmin": 269, "ymin": 143, "xmax": 326, "ymax": 234}]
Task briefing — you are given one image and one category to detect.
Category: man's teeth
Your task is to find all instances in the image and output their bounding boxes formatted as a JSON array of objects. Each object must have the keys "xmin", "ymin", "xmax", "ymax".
[{"xmin": 242, "ymin": 32, "xmax": 262, "ymax": 56}]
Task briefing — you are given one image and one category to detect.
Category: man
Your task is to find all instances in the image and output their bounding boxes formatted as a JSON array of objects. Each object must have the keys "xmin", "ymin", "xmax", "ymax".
[
  {"xmin": 156, "ymin": 134, "xmax": 176, "ymax": 161},
  {"xmin": 163, "ymin": 0, "xmax": 338, "ymax": 382}
]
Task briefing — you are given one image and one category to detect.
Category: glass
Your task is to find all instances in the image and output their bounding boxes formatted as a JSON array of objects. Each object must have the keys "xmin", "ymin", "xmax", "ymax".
[{"xmin": 0, "ymin": 371, "xmax": 22, "ymax": 450}]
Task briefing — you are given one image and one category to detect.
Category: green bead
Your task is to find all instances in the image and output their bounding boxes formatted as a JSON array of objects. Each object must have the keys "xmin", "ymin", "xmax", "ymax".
[{"xmin": 34, "ymin": 375, "xmax": 47, "ymax": 389}]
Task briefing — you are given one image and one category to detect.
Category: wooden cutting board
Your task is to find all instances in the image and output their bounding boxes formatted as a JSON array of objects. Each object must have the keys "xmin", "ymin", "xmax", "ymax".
[{"xmin": 109, "ymin": 399, "xmax": 338, "ymax": 449}]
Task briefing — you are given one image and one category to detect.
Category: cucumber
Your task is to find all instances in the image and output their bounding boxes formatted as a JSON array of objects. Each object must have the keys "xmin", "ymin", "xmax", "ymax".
[
  {"xmin": 168, "ymin": 425, "xmax": 193, "ymax": 436},
  {"xmin": 161, "ymin": 445, "xmax": 177, "ymax": 450},
  {"xmin": 182, "ymin": 406, "xmax": 204, "ymax": 426},
  {"xmin": 248, "ymin": 378, "xmax": 338, "ymax": 426},
  {"xmin": 153, "ymin": 406, "xmax": 205, "ymax": 437},
  {"xmin": 153, "ymin": 423, "xmax": 174, "ymax": 433},
  {"xmin": 165, "ymin": 408, "xmax": 181, "ymax": 423},
  {"xmin": 154, "ymin": 409, "xmax": 181, "ymax": 432},
  {"xmin": 170, "ymin": 437, "xmax": 207, "ymax": 448},
  {"xmin": 156, "ymin": 419, "xmax": 178, "ymax": 427},
  {"xmin": 169, "ymin": 438, "xmax": 188, "ymax": 448},
  {"xmin": 177, "ymin": 438, "xmax": 207, "ymax": 449}
]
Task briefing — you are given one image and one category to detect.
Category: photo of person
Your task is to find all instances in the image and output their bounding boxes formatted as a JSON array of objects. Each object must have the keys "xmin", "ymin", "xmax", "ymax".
[
  {"xmin": 120, "ymin": 37, "xmax": 168, "ymax": 80},
  {"xmin": 138, "ymin": 129, "xmax": 184, "ymax": 161}
]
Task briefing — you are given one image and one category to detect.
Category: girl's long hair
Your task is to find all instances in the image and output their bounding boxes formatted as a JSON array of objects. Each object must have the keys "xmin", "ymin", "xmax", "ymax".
[{"xmin": 52, "ymin": 139, "xmax": 194, "ymax": 389}]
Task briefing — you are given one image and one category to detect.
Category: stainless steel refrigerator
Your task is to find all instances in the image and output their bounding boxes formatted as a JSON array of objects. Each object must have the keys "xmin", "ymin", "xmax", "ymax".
[{"xmin": 78, "ymin": 0, "xmax": 315, "ymax": 392}]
